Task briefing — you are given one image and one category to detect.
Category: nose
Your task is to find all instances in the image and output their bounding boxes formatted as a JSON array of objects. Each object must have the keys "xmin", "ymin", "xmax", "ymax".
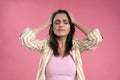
[{"xmin": 59, "ymin": 22, "xmax": 64, "ymax": 27}]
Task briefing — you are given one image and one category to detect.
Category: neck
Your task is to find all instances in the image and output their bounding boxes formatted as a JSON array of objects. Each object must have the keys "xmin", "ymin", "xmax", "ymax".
[
  {"xmin": 57, "ymin": 37, "xmax": 66, "ymax": 48},
  {"xmin": 57, "ymin": 37, "xmax": 67, "ymax": 56}
]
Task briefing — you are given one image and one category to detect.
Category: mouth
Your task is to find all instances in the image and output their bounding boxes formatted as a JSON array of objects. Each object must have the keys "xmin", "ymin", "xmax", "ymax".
[{"xmin": 58, "ymin": 29, "xmax": 65, "ymax": 31}]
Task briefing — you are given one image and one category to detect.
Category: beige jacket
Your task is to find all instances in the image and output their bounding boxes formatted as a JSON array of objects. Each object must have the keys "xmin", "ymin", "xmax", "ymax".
[{"xmin": 19, "ymin": 27, "xmax": 103, "ymax": 80}]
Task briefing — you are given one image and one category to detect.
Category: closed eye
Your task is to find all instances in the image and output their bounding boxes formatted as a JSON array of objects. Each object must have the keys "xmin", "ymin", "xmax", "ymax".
[
  {"xmin": 54, "ymin": 20, "xmax": 60, "ymax": 24},
  {"xmin": 54, "ymin": 19, "xmax": 69, "ymax": 24},
  {"xmin": 63, "ymin": 20, "xmax": 69, "ymax": 24}
]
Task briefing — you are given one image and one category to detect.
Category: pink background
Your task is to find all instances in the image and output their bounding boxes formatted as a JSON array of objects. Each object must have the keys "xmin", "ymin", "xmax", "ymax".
[{"xmin": 0, "ymin": 0, "xmax": 120, "ymax": 80}]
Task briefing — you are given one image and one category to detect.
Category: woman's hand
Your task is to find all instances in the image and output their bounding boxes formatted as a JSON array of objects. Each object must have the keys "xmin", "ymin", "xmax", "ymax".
[
  {"xmin": 47, "ymin": 15, "xmax": 52, "ymax": 25},
  {"xmin": 32, "ymin": 16, "xmax": 51, "ymax": 35},
  {"xmin": 69, "ymin": 12, "xmax": 93, "ymax": 35},
  {"xmin": 69, "ymin": 12, "xmax": 76, "ymax": 24}
]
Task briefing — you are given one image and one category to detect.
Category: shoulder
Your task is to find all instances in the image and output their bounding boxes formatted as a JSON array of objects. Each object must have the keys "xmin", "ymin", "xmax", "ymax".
[
  {"xmin": 72, "ymin": 38, "xmax": 80, "ymax": 44},
  {"xmin": 41, "ymin": 38, "xmax": 49, "ymax": 43},
  {"xmin": 72, "ymin": 38, "xmax": 80, "ymax": 49},
  {"xmin": 39, "ymin": 38, "xmax": 50, "ymax": 45},
  {"xmin": 38, "ymin": 39, "xmax": 50, "ymax": 50}
]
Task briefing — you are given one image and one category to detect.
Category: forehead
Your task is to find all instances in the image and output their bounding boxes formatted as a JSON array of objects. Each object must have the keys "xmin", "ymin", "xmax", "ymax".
[{"xmin": 54, "ymin": 13, "xmax": 68, "ymax": 21}]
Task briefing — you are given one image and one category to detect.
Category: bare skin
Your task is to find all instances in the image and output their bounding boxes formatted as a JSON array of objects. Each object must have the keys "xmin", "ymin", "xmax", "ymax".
[{"xmin": 32, "ymin": 13, "xmax": 93, "ymax": 56}]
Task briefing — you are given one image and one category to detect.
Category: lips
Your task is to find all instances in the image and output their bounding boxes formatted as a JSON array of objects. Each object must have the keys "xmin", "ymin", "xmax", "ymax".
[{"xmin": 58, "ymin": 29, "xmax": 65, "ymax": 31}]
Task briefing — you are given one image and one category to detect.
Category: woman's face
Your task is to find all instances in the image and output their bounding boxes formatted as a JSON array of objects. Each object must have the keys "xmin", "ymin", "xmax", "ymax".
[{"xmin": 53, "ymin": 13, "xmax": 70, "ymax": 37}]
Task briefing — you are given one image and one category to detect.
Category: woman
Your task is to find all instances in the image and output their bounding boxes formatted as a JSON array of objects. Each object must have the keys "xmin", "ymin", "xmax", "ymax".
[{"xmin": 19, "ymin": 10, "xmax": 103, "ymax": 80}]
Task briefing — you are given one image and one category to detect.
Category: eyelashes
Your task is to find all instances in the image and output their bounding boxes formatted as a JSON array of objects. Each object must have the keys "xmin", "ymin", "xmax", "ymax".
[{"xmin": 54, "ymin": 21, "xmax": 69, "ymax": 25}]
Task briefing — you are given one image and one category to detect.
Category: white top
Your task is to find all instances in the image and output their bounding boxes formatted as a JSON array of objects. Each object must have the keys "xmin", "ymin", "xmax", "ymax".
[{"xmin": 45, "ymin": 54, "xmax": 76, "ymax": 80}]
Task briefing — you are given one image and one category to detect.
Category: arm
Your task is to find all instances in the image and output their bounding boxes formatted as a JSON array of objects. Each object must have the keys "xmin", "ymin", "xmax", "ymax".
[
  {"xmin": 73, "ymin": 21, "xmax": 93, "ymax": 35},
  {"xmin": 19, "ymin": 21, "xmax": 51, "ymax": 52},
  {"xmin": 70, "ymin": 13, "xmax": 93, "ymax": 35},
  {"xmin": 32, "ymin": 21, "xmax": 51, "ymax": 35},
  {"xmin": 70, "ymin": 14, "xmax": 103, "ymax": 53}
]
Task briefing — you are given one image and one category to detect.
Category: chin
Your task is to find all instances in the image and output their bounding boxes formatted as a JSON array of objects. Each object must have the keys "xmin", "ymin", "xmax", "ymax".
[{"xmin": 56, "ymin": 34, "xmax": 68, "ymax": 37}]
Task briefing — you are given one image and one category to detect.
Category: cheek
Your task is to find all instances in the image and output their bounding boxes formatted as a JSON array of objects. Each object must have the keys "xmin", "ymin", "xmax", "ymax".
[
  {"xmin": 67, "ymin": 26, "xmax": 70, "ymax": 33},
  {"xmin": 53, "ymin": 25, "xmax": 58, "ymax": 34},
  {"xmin": 53, "ymin": 25, "xmax": 57, "ymax": 31}
]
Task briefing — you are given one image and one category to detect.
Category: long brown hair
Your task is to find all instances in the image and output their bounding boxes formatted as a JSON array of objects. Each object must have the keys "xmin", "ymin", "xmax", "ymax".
[{"xmin": 49, "ymin": 9, "xmax": 75, "ymax": 57}]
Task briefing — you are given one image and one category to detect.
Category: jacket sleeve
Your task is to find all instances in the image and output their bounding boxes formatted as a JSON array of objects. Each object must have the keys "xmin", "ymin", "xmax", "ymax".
[
  {"xmin": 75, "ymin": 28, "xmax": 103, "ymax": 53},
  {"xmin": 19, "ymin": 27, "xmax": 46, "ymax": 53}
]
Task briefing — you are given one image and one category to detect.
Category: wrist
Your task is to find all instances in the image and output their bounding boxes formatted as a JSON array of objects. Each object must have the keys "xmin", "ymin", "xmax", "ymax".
[
  {"xmin": 73, "ymin": 21, "xmax": 78, "ymax": 26},
  {"xmin": 45, "ymin": 21, "xmax": 51, "ymax": 28}
]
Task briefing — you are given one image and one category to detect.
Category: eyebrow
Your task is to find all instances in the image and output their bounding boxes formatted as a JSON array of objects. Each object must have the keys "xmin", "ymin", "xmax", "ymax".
[
  {"xmin": 55, "ymin": 19, "xmax": 68, "ymax": 22},
  {"xmin": 63, "ymin": 20, "xmax": 68, "ymax": 22},
  {"xmin": 55, "ymin": 20, "xmax": 60, "ymax": 22}
]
